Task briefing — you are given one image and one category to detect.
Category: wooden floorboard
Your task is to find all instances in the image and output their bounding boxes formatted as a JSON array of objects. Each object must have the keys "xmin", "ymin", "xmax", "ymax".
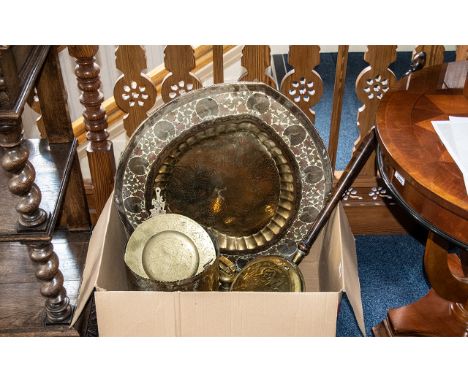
[{"xmin": 0, "ymin": 230, "xmax": 90, "ymax": 336}]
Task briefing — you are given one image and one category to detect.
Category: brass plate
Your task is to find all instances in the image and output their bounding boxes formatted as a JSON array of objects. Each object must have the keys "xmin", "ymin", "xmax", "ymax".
[
  {"xmin": 142, "ymin": 231, "xmax": 199, "ymax": 282},
  {"xmin": 149, "ymin": 116, "xmax": 299, "ymax": 254},
  {"xmin": 115, "ymin": 83, "xmax": 333, "ymax": 262},
  {"xmin": 230, "ymin": 256, "xmax": 304, "ymax": 292},
  {"xmin": 125, "ymin": 214, "xmax": 216, "ymax": 283}
]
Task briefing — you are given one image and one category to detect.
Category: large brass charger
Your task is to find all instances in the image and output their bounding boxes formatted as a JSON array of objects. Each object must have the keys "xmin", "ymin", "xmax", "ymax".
[{"xmin": 115, "ymin": 83, "xmax": 332, "ymax": 263}]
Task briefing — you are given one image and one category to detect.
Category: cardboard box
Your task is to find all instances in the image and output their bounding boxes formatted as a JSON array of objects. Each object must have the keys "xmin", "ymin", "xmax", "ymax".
[{"xmin": 72, "ymin": 194, "xmax": 365, "ymax": 336}]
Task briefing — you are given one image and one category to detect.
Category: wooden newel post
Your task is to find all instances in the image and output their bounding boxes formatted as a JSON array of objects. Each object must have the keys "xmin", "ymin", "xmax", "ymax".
[
  {"xmin": 68, "ymin": 46, "xmax": 115, "ymax": 218},
  {"xmin": 36, "ymin": 47, "xmax": 90, "ymax": 230}
]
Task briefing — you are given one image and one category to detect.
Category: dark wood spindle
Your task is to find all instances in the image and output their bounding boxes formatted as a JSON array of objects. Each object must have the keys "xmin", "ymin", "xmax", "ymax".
[
  {"xmin": 0, "ymin": 47, "xmax": 47, "ymax": 229},
  {"xmin": 29, "ymin": 242, "xmax": 72, "ymax": 323},
  {"xmin": 212, "ymin": 45, "xmax": 224, "ymax": 84},
  {"xmin": 68, "ymin": 45, "xmax": 115, "ymax": 219}
]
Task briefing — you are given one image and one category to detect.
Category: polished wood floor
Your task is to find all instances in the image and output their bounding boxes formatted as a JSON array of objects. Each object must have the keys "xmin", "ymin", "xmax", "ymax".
[{"xmin": 0, "ymin": 230, "xmax": 91, "ymax": 336}]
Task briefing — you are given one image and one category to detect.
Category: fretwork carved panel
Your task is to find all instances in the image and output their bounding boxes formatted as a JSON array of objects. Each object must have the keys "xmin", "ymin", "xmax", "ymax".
[
  {"xmin": 239, "ymin": 45, "xmax": 277, "ymax": 89},
  {"xmin": 114, "ymin": 45, "xmax": 157, "ymax": 136},
  {"xmin": 161, "ymin": 45, "xmax": 202, "ymax": 103},
  {"xmin": 280, "ymin": 46, "xmax": 323, "ymax": 123}
]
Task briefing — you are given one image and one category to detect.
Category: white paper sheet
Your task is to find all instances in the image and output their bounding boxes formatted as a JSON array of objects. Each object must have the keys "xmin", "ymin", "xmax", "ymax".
[{"xmin": 432, "ymin": 117, "xmax": 468, "ymax": 194}]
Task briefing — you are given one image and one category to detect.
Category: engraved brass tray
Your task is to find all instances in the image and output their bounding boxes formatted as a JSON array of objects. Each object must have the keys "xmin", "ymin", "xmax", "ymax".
[{"xmin": 115, "ymin": 83, "xmax": 332, "ymax": 262}]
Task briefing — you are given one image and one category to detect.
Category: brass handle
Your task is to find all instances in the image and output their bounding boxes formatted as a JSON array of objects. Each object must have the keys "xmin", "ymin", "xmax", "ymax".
[{"xmin": 218, "ymin": 256, "xmax": 237, "ymax": 291}]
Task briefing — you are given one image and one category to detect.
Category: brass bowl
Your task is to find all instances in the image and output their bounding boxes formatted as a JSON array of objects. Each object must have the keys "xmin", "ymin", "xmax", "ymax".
[
  {"xmin": 230, "ymin": 255, "xmax": 304, "ymax": 292},
  {"xmin": 125, "ymin": 213, "xmax": 219, "ymax": 291}
]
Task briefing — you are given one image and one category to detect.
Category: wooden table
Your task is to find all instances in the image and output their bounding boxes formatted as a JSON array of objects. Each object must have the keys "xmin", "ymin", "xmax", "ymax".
[{"xmin": 373, "ymin": 61, "xmax": 468, "ymax": 336}]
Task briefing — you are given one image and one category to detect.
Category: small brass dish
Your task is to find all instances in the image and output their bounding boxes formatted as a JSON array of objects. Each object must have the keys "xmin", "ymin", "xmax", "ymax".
[
  {"xmin": 125, "ymin": 213, "xmax": 219, "ymax": 291},
  {"xmin": 230, "ymin": 256, "xmax": 304, "ymax": 292}
]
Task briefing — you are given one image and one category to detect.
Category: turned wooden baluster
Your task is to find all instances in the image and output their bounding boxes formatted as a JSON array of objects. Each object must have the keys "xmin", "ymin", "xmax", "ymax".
[
  {"xmin": 413, "ymin": 45, "xmax": 445, "ymax": 67},
  {"xmin": 29, "ymin": 242, "xmax": 72, "ymax": 323},
  {"xmin": 68, "ymin": 46, "xmax": 115, "ymax": 218},
  {"xmin": 0, "ymin": 48, "xmax": 47, "ymax": 229},
  {"xmin": 355, "ymin": 45, "xmax": 397, "ymax": 177},
  {"xmin": 280, "ymin": 45, "xmax": 323, "ymax": 123},
  {"xmin": 212, "ymin": 45, "xmax": 224, "ymax": 84},
  {"xmin": 114, "ymin": 45, "xmax": 157, "ymax": 137},
  {"xmin": 161, "ymin": 45, "xmax": 202, "ymax": 103},
  {"xmin": 456, "ymin": 45, "xmax": 468, "ymax": 62},
  {"xmin": 239, "ymin": 45, "xmax": 277, "ymax": 88}
]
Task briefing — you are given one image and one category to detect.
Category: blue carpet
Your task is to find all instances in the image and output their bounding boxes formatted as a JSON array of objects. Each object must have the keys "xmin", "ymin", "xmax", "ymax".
[
  {"xmin": 272, "ymin": 49, "xmax": 456, "ymax": 336},
  {"xmin": 336, "ymin": 234, "xmax": 429, "ymax": 336}
]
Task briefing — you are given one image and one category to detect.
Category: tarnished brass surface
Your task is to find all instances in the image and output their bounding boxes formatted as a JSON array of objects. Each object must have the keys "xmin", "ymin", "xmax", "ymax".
[
  {"xmin": 142, "ymin": 231, "xmax": 199, "ymax": 282},
  {"xmin": 230, "ymin": 255, "xmax": 304, "ymax": 292},
  {"xmin": 151, "ymin": 116, "xmax": 299, "ymax": 254},
  {"xmin": 115, "ymin": 83, "xmax": 333, "ymax": 264},
  {"xmin": 125, "ymin": 214, "xmax": 217, "ymax": 287}
]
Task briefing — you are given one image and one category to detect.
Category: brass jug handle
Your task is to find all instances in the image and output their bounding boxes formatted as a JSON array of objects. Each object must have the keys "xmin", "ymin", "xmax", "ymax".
[{"xmin": 218, "ymin": 256, "xmax": 237, "ymax": 291}]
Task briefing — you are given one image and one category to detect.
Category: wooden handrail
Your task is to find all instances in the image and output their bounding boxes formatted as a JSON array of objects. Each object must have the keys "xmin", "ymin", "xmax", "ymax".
[{"xmin": 71, "ymin": 45, "xmax": 235, "ymax": 143}]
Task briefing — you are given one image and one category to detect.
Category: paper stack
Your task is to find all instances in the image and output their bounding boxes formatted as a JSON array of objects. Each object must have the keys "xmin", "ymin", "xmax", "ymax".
[{"xmin": 432, "ymin": 117, "xmax": 468, "ymax": 195}]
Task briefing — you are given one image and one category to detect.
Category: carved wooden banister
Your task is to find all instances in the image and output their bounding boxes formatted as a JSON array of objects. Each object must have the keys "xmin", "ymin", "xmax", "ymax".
[
  {"xmin": 239, "ymin": 45, "xmax": 277, "ymax": 88},
  {"xmin": 355, "ymin": 45, "xmax": 397, "ymax": 178},
  {"xmin": 114, "ymin": 45, "xmax": 157, "ymax": 137},
  {"xmin": 212, "ymin": 45, "xmax": 224, "ymax": 84},
  {"xmin": 280, "ymin": 45, "xmax": 323, "ymax": 123},
  {"xmin": 161, "ymin": 45, "xmax": 202, "ymax": 103},
  {"xmin": 68, "ymin": 45, "xmax": 115, "ymax": 218}
]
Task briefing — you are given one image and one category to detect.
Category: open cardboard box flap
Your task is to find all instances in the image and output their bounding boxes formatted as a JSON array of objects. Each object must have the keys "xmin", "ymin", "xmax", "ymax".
[{"xmin": 72, "ymin": 194, "xmax": 365, "ymax": 336}]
